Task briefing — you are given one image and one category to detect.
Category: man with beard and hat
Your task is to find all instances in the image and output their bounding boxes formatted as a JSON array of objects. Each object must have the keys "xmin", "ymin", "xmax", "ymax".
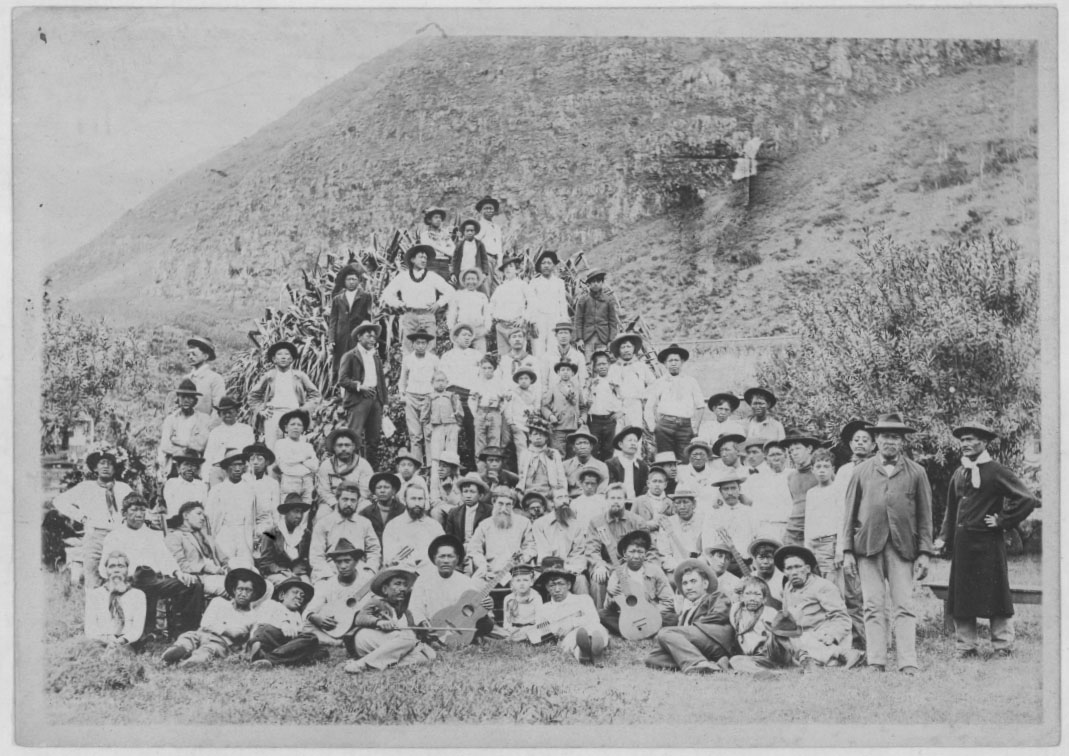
[
  {"xmin": 408, "ymin": 534, "xmax": 496, "ymax": 643},
  {"xmin": 316, "ymin": 428, "xmax": 375, "ymax": 517},
  {"xmin": 675, "ymin": 439, "xmax": 718, "ymax": 516},
  {"xmin": 534, "ymin": 558, "xmax": 608, "ymax": 664},
  {"xmin": 644, "ymin": 558, "xmax": 734, "ymax": 674},
  {"xmin": 655, "ymin": 489, "xmax": 704, "ymax": 576},
  {"xmin": 382, "ymin": 483, "xmax": 444, "ymax": 572},
  {"xmin": 474, "ymin": 196, "xmax": 503, "ymax": 288},
  {"xmin": 782, "ymin": 428, "xmax": 823, "ymax": 548},
  {"xmin": 936, "ymin": 422, "xmax": 1037, "ymax": 659},
  {"xmin": 381, "ymin": 244, "xmax": 455, "ymax": 353},
  {"xmin": 248, "ymin": 576, "xmax": 320, "ymax": 668},
  {"xmin": 742, "ymin": 387, "xmax": 785, "ymax": 442},
  {"xmin": 652, "ymin": 451, "xmax": 680, "ymax": 495},
  {"xmin": 429, "ymin": 450, "xmax": 464, "ymax": 524},
  {"xmin": 478, "ymin": 446, "xmax": 519, "ymax": 490},
  {"xmin": 777, "ymin": 545, "xmax": 862, "ymax": 670},
  {"xmin": 303, "ymin": 538, "xmax": 375, "ymax": 645},
  {"xmin": 256, "ymin": 493, "xmax": 313, "ymax": 585},
  {"xmin": 748, "ymin": 537, "xmax": 786, "ymax": 606},
  {"xmin": 205, "ymin": 450, "xmax": 258, "ymax": 569},
  {"xmin": 842, "ymin": 413, "xmax": 933, "ymax": 675},
  {"xmin": 185, "ymin": 337, "xmax": 227, "ymax": 421},
  {"xmin": 327, "ymin": 262, "xmax": 373, "ymax": 374},
  {"xmin": 338, "ymin": 322, "xmax": 388, "ymax": 470},
  {"xmin": 468, "ymin": 486, "xmax": 536, "ymax": 581},
  {"xmin": 697, "ymin": 392, "xmax": 746, "ymax": 447},
  {"xmin": 85, "ymin": 551, "xmax": 147, "ymax": 650},
  {"xmin": 166, "ymin": 501, "xmax": 228, "ymax": 597},
  {"xmin": 645, "ymin": 343, "xmax": 704, "ymax": 461},
  {"xmin": 243, "ymin": 443, "xmax": 280, "ymax": 539},
  {"xmin": 248, "ymin": 340, "xmax": 321, "ymax": 452},
  {"xmin": 585, "ymin": 484, "xmax": 649, "ymax": 609},
  {"xmin": 564, "ymin": 427, "xmax": 609, "ymax": 498},
  {"xmin": 359, "ymin": 472, "xmax": 406, "ymax": 543},
  {"xmin": 161, "ymin": 449, "xmax": 208, "ymax": 515},
  {"xmin": 600, "ymin": 530, "xmax": 676, "ymax": 636},
  {"xmin": 157, "ymin": 379, "xmax": 212, "ymax": 480},
  {"xmin": 309, "ymin": 482, "xmax": 381, "ymax": 582},
  {"xmin": 444, "ymin": 474, "xmax": 493, "ymax": 548},
  {"xmin": 53, "ymin": 450, "xmax": 134, "ymax": 591},
  {"xmin": 343, "ymin": 567, "xmax": 436, "ymax": 673},
  {"xmin": 526, "ymin": 249, "xmax": 570, "ymax": 359},
  {"xmin": 743, "ymin": 440, "xmax": 793, "ymax": 539},
  {"xmin": 606, "ymin": 426, "xmax": 649, "ymax": 501},
  {"xmin": 203, "ymin": 396, "xmax": 254, "ymax": 487},
  {"xmin": 530, "ymin": 493, "xmax": 590, "ymax": 595},
  {"xmin": 518, "ymin": 419, "xmax": 568, "ymax": 504},
  {"xmin": 101, "ymin": 493, "xmax": 204, "ymax": 639},
  {"xmin": 160, "ymin": 567, "xmax": 266, "ymax": 667}
]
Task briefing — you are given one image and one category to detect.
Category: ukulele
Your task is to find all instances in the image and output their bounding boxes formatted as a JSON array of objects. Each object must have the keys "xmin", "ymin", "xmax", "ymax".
[
  {"xmin": 715, "ymin": 527, "xmax": 753, "ymax": 578},
  {"xmin": 428, "ymin": 551, "xmax": 523, "ymax": 649},
  {"xmin": 523, "ymin": 607, "xmax": 591, "ymax": 645},
  {"xmin": 320, "ymin": 545, "xmax": 413, "ymax": 639},
  {"xmin": 597, "ymin": 526, "xmax": 663, "ymax": 641}
]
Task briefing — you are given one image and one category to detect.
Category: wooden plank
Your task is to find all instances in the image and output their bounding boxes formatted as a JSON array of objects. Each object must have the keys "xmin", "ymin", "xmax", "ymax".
[{"xmin": 924, "ymin": 582, "xmax": 1042, "ymax": 605}]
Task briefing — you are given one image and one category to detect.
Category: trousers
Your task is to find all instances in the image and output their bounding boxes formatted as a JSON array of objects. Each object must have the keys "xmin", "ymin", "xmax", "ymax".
[
  {"xmin": 588, "ymin": 414, "xmax": 617, "ymax": 461},
  {"xmin": 474, "ymin": 407, "xmax": 503, "ymax": 460},
  {"xmin": 559, "ymin": 624, "xmax": 610, "ymax": 662},
  {"xmin": 954, "ymin": 616, "xmax": 1015, "ymax": 652},
  {"xmin": 347, "ymin": 395, "xmax": 383, "ymax": 470},
  {"xmin": 810, "ymin": 535, "xmax": 865, "ymax": 649},
  {"xmin": 351, "ymin": 628, "xmax": 429, "ymax": 669},
  {"xmin": 250, "ymin": 624, "xmax": 320, "ymax": 666},
  {"xmin": 131, "ymin": 570, "xmax": 205, "ymax": 637},
  {"xmin": 644, "ymin": 625, "xmax": 729, "ymax": 671},
  {"xmin": 404, "ymin": 392, "xmax": 431, "ymax": 465},
  {"xmin": 857, "ymin": 544, "xmax": 918, "ymax": 669},
  {"xmin": 654, "ymin": 415, "xmax": 694, "ymax": 462},
  {"xmin": 400, "ymin": 311, "xmax": 437, "ymax": 354}
]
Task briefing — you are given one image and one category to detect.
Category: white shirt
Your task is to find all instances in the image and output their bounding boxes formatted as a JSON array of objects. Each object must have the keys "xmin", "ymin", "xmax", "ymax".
[
  {"xmin": 569, "ymin": 494, "xmax": 607, "ymax": 530},
  {"xmin": 100, "ymin": 524, "xmax": 180, "ymax": 578},
  {"xmin": 163, "ymin": 476, "xmax": 209, "ymax": 508},
  {"xmin": 381, "ymin": 515, "xmax": 444, "ymax": 570},
  {"xmin": 84, "ymin": 586, "xmax": 146, "ymax": 644},
  {"xmin": 645, "ymin": 373, "xmax": 704, "ymax": 425},
  {"xmin": 676, "ymin": 464, "xmax": 721, "ymax": 515},
  {"xmin": 440, "ymin": 347, "xmax": 482, "ymax": 391},
  {"xmin": 381, "ymin": 269, "xmax": 455, "ymax": 310},
  {"xmin": 199, "ymin": 596, "xmax": 259, "ymax": 647},
  {"xmin": 746, "ymin": 416, "xmax": 786, "ymax": 442},
  {"xmin": 401, "ymin": 352, "xmax": 440, "ymax": 395},
  {"xmin": 476, "ymin": 219, "xmax": 502, "ymax": 259},
  {"xmin": 608, "ymin": 359, "xmax": 655, "ymax": 402},
  {"xmin": 525, "ymin": 275, "xmax": 569, "ymax": 324},
  {"xmin": 271, "ymin": 371, "xmax": 299, "ymax": 411},
  {"xmin": 588, "ymin": 375, "xmax": 623, "ymax": 415},
  {"xmin": 256, "ymin": 600, "xmax": 305, "ymax": 638},
  {"xmin": 804, "ymin": 483, "xmax": 842, "ymax": 544},
  {"xmin": 244, "ymin": 472, "xmax": 281, "ymax": 533},
  {"xmin": 407, "ymin": 568, "xmax": 481, "ymax": 624},
  {"xmin": 490, "ymin": 278, "xmax": 529, "ymax": 322},
  {"xmin": 52, "ymin": 479, "xmax": 133, "ymax": 530},
  {"xmin": 742, "ymin": 468, "xmax": 793, "ymax": 538},
  {"xmin": 358, "ymin": 346, "xmax": 379, "ymax": 390},
  {"xmin": 204, "ymin": 422, "xmax": 255, "ymax": 469},
  {"xmin": 448, "ymin": 290, "xmax": 492, "ymax": 333},
  {"xmin": 345, "ymin": 289, "xmax": 358, "ymax": 308},
  {"xmin": 701, "ymin": 503, "xmax": 756, "ymax": 562},
  {"xmin": 459, "ymin": 240, "xmax": 480, "ymax": 271},
  {"xmin": 697, "ymin": 416, "xmax": 747, "ymax": 446}
]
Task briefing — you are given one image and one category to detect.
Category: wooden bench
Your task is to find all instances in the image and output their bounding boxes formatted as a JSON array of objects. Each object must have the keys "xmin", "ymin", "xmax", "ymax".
[{"xmin": 924, "ymin": 582, "xmax": 1041, "ymax": 633}]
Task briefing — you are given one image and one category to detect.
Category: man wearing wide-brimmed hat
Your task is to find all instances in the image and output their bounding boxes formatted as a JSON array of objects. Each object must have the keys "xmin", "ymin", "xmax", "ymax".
[
  {"xmin": 584, "ymin": 483, "xmax": 649, "ymax": 609},
  {"xmin": 747, "ymin": 537, "xmax": 786, "ymax": 605},
  {"xmin": 242, "ymin": 442, "xmax": 280, "ymax": 539},
  {"xmin": 451, "ymin": 219, "xmax": 491, "ymax": 291},
  {"xmin": 777, "ymin": 544, "xmax": 862, "ymax": 670},
  {"xmin": 489, "ymin": 254, "xmax": 530, "ymax": 352},
  {"xmin": 782, "ymin": 427, "xmax": 824, "ymax": 548},
  {"xmin": 606, "ymin": 425, "xmax": 649, "ymax": 501},
  {"xmin": 563, "ymin": 427, "xmax": 608, "ymax": 497},
  {"xmin": 607, "ymin": 333, "xmax": 655, "ymax": 439},
  {"xmin": 256, "ymin": 493, "xmax": 313, "ymax": 586},
  {"xmin": 52, "ymin": 450, "xmax": 135, "ymax": 591},
  {"xmin": 359, "ymin": 471, "xmax": 406, "ymax": 544},
  {"xmin": 936, "ymin": 421, "xmax": 1037, "ymax": 660},
  {"xmin": 542, "ymin": 354, "xmax": 589, "ymax": 454},
  {"xmin": 655, "ymin": 489, "xmax": 703, "ymax": 575},
  {"xmin": 600, "ymin": 529, "xmax": 676, "ymax": 636},
  {"xmin": 326, "ymin": 262, "xmax": 373, "ymax": 375},
  {"xmin": 408, "ymin": 534, "xmax": 496, "ymax": 643},
  {"xmin": 585, "ymin": 348, "xmax": 623, "ymax": 461},
  {"xmin": 477, "ymin": 445, "xmax": 519, "ymax": 490},
  {"xmin": 645, "ymin": 343, "xmax": 705, "ymax": 461},
  {"xmin": 381, "ymin": 243, "xmax": 456, "ymax": 354},
  {"xmin": 675, "ymin": 438, "xmax": 718, "ymax": 515},
  {"xmin": 697, "ymin": 392, "xmax": 747, "ymax": 447},
  {"xmin": 448, "ymin": 267, "xmax": 493, "ymax": 349},
  {"xmin": 308, "ymin": 482, "xmax": 381, "ymax": 583},
  {"xmin": 303, "ymin": 537, "xmax": 373, "ymax": 646},
  {"xmin": 343, "ymin": 566, "xmax": 434, "ymax": 673},
  {"xmin": 161, "ymin": 448, "xmax": 209, "ymax": 514},
  {"xmin": 157, "ymin": 378, "xmax": 213, "ymax": 480},
  {"xmin": 165, "ymin": 500, "xmax": 228, "ymax": 597},
  {"xmin": 337, "ymin": 321, "xmax": 389, "ymax": 469},
  {"xmin": 644, "ymin": 558, "xmax": 734, "ymax": 674},
  {"xmin": 709, "ymin": 432, "xmax": 748, "ymax": 478},
  {"xmin": 742, "ymin": 387, "xmax": 785, "ymax": 442},
  {"xmin": 842, "ymin": 413, "xmax": 933, "ymax": 675},
  {"xmin": 573, "ymin": 268, "xmax": 621, "ymax": 360},
  {"xmin": 161, "ymin": 567, "xmax": 266, "ymax": 668},
  {"xmin": 248, "ymin": 576, "xmax": 320, "ymax": 668},
  {"xmin": 474, "ymin": 196, "xmax": 503, "ymax": 287},
  {"xmin": 534, "ymin": 557, "xmax": 608, "ymax": 664},
  {"xmin": 185, "ymin": 336, "xmax": 226, "ymax": 421},
  {"xmin": 444, "ymin": 473, "xmax": 493, "ymax": 545},
  {"xmin": 248, "ymin": 340, "xmax": 322, "ymax": 453},
  {"xmin": 205, "ymin": 449, "xmax": 257, "ymax": 569},
  {"xmin": 527, "ymin": 249, "xmax": 570, "ymax": 359},
  {"xmin": 542, "ymin": 320, "xmax": 588, "ymax": 396},
  {"xmin": 315, "ymin": 427, "xmax": 375, "ymax": 516},
  {"xmin": 202, "ymin": 396, "xmax": 255, "ymax": 487}
]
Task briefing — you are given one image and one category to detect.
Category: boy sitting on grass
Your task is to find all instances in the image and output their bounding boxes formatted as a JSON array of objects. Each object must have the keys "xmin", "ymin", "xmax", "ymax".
[{"xmin": 502, "ymin": 563, "xmax": 543, "ymax": 641}]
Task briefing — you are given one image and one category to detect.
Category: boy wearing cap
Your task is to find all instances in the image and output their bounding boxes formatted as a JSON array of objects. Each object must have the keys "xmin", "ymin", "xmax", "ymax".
[
  {"xmin": 157, "ymin": 379, "xmax": 213, "ymax": 478},
  {"xmin": 398, "ymin": 329, "xmax": 440, "ymax": 466},
  {"xmin": 381, "ymin": 245, "xmax": 455, "ymax": 353},
  {"xmin": 542, "ymin": 359, "xmax": 589, "ymax": 454},
  {"xmin": 727, "ymin": 576, "xmax": 794, "ymax": 674},
  {"xmin": 489, "ymin": 255, "xmax": 530, "ymax": 352},
  {"xmin": 272, "ymin": 410, "xmax": 318, "ymax": 507},
  {"xmin": 697, "ymin": 393, "xmax": 746, "ymax": 447},
  {"xmin": 526, "ymin": 249, "xmax": 570, "ymax": 359},
  {"xmin": 743, "ymin": 387, "xmax": 785, "ymax": 442},
  {"xmin": 205, "ymin": 452, "xmax": 258, "ymax": 569},
  {"xmin": 161, "ymin": 568, "xmax": 266, "ymax": 667},
  {"xmin": 303, "ymin": 538, "xmax": 374, "ymax": 645},
  {"xmin": 343, "ymin": 567, "xmax": 432, "ymax": 673},
  {"xmin": 573, "ymin": 269, "xmax": 621, "ymax": 360},
  {"xmin": 600, "ymin": 530, "xmax": 676, "ymax": 636},
  {"xmin": 165, "ymin": 501, "xmax": 228, "ymax": 597},
  {"xmin": 327, "ymin": 263, "xmax": 373, "ymax": 375},
  {"xmin": 645, "ymin": 558, "xmax": 734, "ymax": 674},
  {"xmin": 503, "ymin": 564, "xmax": 543, "ymax": 640},
  {"xmin": 248, "ymin": 341, "xmax": 322, "ymax": 452},
  {"xmin": 186, "ymin": 337, "xmax": 227, "ymax": 421},
  {"xmin": 309, "ymin": 482, "xmax": 382, "ymax": 581},
  {"xmin": 535, "ymin": 562, "xmax": 608, "ymax": 664},
  {"xmin": 645, "ymin": 343, "xmax": 705, "ymax": 461},
  {"xmin": 607, "ymin": 334, "xmax": 654, "ymax": 436},
  {"xmin": 451, "ymin": 219, "xmax": 491, "ymax": 289},
  {"xmin": 748, "ymin": 538, "xmax": 786, "ymax": 605},
  {"xmin": 248, "ymin": 577, "xmax": 321, "ymax": 668},
  {"xmin": 586, "ymin": 350, "xmax": 623, "ymax": 460},
  {"xmin": 427, "ymin": 370, "xmax": 463, "ymax": 470},
  {"xmin": 543, "ymin": 321, "xmax": 588, "ymax": 394},
  {"xmin": 204, "ymin": 397, "xmax": 255, "ymax": 487},
  {"xmin": 447, "ymin": 267, "xmax": 492, "ymax": 351},
  {"xmin": 518, "ymin": 421, "xmax": 569, "ymax": 505},
  {"xmin": 470, "ymin": 356, "xmax": 507, "ymax": 463},
  {"xmin": 563, "ymin": 428, "xmax": 609, "ymax": 498},
  {"xmin": 256, "ymin": 494, "xmax": 313, "ymax": 585}
]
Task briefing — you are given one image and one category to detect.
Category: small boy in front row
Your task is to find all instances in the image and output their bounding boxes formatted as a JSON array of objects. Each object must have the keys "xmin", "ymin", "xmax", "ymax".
[
  {"xmin": 803, "ymin": 449, "xmax": 841, "ymax": 586},
  {"xmin": 502, "ymin": 563, "xmax": 543, "ymax": 642}
]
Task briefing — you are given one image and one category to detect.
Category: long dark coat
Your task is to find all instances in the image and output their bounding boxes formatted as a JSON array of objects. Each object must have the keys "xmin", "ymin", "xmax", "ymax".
[{"xmin": 327, "ymin": 290, "xmax": 373, "ymax": 370}]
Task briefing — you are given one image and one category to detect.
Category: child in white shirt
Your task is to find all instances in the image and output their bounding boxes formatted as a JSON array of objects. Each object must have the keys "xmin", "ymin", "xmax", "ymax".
[
  {"xmin": 272, "ymin": 410, "xmax": 318, "ymax": 506},
  {"xmin": 448, "ymin": 269, "xmax": 492, "ymax": 352},
  {"xmin": 804, "ymin": 449, "xmax": 841, "ymax": 584},
  {"xmin": 398, "ymin": 330, "xmax": 439, "ymax": 466}
]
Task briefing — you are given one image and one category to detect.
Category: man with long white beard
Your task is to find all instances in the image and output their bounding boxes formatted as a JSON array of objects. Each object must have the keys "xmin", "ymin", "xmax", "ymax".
[
  {"xmin": 531, "ymin": 493, "xmax": 591, "ymax": 595},
  {"xmin": 381, "ymin": 483, "xmax": 444, "ymax": 573},
  {"xmin": 84, "ymin": 550, "xmax": 147, "ymax": 650},
  {"xmin": 468, "ymin": 487, "xmax": 536, "ymax": 581}
]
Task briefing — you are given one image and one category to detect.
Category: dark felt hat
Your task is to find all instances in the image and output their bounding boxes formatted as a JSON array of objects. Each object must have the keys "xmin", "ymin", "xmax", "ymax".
[
  {"xmin": 612, "ymin": 425, "xmax": 644, "ymax": 450},
  {"xmin": 748, "ymin": 537, "xmax": 783, "ymax": 558},
  {"xmin": 174, "ymin": 378, "xmax": 202, "ymax": 397},
  {"xmin": 351, "ymin": 322, "xmax": 381, "ymax": 340},
  {"xmin": 225, "ymin": 567, "xmax": 267, "ymax": 602},
  {"xmin": 475, "ymin": 196, "xmax": 500, "ymax": 213},
  {"xmin": 85, "ymin": 450, "xmax": 120, "ymax": 471},
  {"xmin": 404, "ymin": 244, "xmax": 436, "ymax": 265},
  {"xmin": 583, "ymin": 268, "xmax": 607, "ymax": 283},
  {"xmin": 952, "ymin": 422, "xmax": 998, "ymax": 442},
  {"xmin": 707, "ymin": 392, "xmax": 741, "ymax": 412},
  {"xmin": 272, "ymin": 576, "xmax": 314, "ymax": 609},
  {"xmin": 423, "ymin": 207, "xmax": 447, "ymax": 224},
  {"xmin": 711, "ymin": 433, "xmax": 746, "ymax": 457},
  {"xmin": 522, "ymin": 491, "xmax": 549, "ymax": 510},
  {"xmin": 186, "ymin": 337, "xmax": 217, "ymax": 361},
  {"xmin": 456, "ymin": 473, "xmax": 489, "ymax": 494},
  {"xmin": 326, "ymin": 537, "xmax": 365, "ymax": 561},
  {"xmin": 498, "ymin": 253, "xmax": 524, "ymax": 271},
  {"xmin": 868, "ymin": 413, "xmax": 916, "ymax": 435},
  {"xmin": 839, "ymin": 418, "xmax": 875, "ymax": 447},
  {"xmin": 369, "ymin": 472, "xmax": 402, "ymax": 493},
  {"xmin": 477, "ymin": 445, "xmax": 506, "ymax": 461},
  {"xmin": 393, "ymin": 448, "xmax": 423, "ymax": 467},
  {"xmin": 782, "ymin": 428, "xmax": 823, "ymax": 448},
  {"xmin": 278, "ymin": 409, "xmax": 311, "ymax": 432},
  {"xmin": 215, "ymin": 395, "xmax": 241, "ymax": 413},
  {"xmin": 325, "ymin": 427, "xmax": 360, "ymax": 453},
  {"xmin": 242, "ymin": 443, "xmax": 275, "ymax": 466},
  {"xmin": 535, "ymin": 556, "xmax": 575, "ymax": 588},
  {"xmin": 743, "ymin": 387, "xmax": 777, "ymax": 408},
  {"xmin": 278, "ymin": 492, "xmax": 311, "ymax": 514},
  {"xmin": 266, "ymin": 341, "xmax": 299, "ymax": 362},
  {"xmin": 428, "ymin": 533, "xmax": 466, "ymax": 563},
  {"xmin": 512, "ymin": 367, "xmax": 537, "ymax": 384},
  {"xmin": 672, "ymin": 559, "xmax": 718, "ymax": 595},
  {"xmin": 405, "ymin": 329, "xmax": 435, "ymax": 343},
  {"xmin": 617, "ymin": 529, "xmax": 653, "ymax": 557},
  {"xmin": 370, "ymin": 568, "xmax": 416, "ymax": 597},
  {"xmin": 769, "ymin": 610, "xmax": 803, "ymax": 638},
  {"xmin": 553, "ymin": 359, "xmax": 579, "ymax": 375},
  {"xmin": 566, "ymin": 426, "xmax": 598, "ymax": 447},
  {"xmin": 657, "ymin": 343, "xmax": 690, "ymax": 363},
  {"xmin": 683, "ymin": 439, "xmax": 713, "ymax": 458},
  {"xmin": 533, "ymin": 249, "xmax": 559, "ymax": 267},
  {"xmin": 172, "ymin": 448, "xmax": 205, "ymax": 466},
  {"xmin": 774, "ymin": 544, "xmax": 819, "ymax": 573},
  {"xmin": 608, "ymin": 333, "xmax": 643, "ymax": 357}
]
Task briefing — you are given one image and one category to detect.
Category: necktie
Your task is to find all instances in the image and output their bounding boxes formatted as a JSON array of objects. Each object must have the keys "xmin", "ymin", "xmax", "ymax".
[
  {"xmin": 749, "ymin": 468, "xmax": 760, "ymax": 475},
  {"xmin": 103, "ymin": 483, "xmax": 117, "ymax": 518}
]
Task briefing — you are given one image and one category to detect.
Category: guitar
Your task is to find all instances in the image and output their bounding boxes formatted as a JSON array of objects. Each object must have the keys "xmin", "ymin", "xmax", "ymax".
[
  {"xmin": 715, "ymin": 527, "xmax": 753, "ymax": 578},
  {"xmin": 597, "ymin": 526, "xmax": 663, "ymax": 641},
  {"xmin": 319, "ymin": 545, "xmax": 413, "ymax": 639},
  {"xmin": 523, "ymin": 607, "xmax": 593, "ymax": 644},
  {"xmin": 428, "ymin": 551, "xmax": 523, "ymax": 649}
]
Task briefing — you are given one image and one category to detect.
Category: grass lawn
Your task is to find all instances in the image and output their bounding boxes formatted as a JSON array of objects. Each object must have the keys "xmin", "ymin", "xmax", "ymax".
[{"xmin": 35, "ymin": 556, "xmax": 1048, "ymax": 739}]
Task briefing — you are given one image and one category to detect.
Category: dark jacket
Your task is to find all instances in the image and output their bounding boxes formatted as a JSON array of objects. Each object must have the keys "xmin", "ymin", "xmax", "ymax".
[
  {"xmin": 841, "ymin": 455, "xmax": 934, "ymax": 561},
  {"xmin": 359, "ymin": 498, "xmax": 406, "ymax": 543},
  {"xmin": 338, "ymin": 345, "xmax": 388, "ymax": 409},
  {"xmin": 573, "ymin": 290, "xmax": 621, "ymax": 346},
  {"xmin": 679, "ymin": 588, "xmax": 735, "ymax": 655},
  {"xmin": 606, "ymin": 457, "xmax": 650, "ymax": 497},
  {"xmin": 445, "ymin": 501, "xmax": 493, "ymax": 544},
  {"xmin": 255, "ymin": 525, "xmax": 312, "ymax": 577},
  {"xmin": 327, "ymin": 290, "xmax": 374, "ymax": 364},
  {"xmin": 451, "ymin": 238, "xmax": 490, "ymax": 283},
  {"xmin": 482, "ymin": 469, "xmax": 520, "ymax": 491},
  {"xmin": 353, "ymin": 596, "xmax": 415, "ymax": 629}
]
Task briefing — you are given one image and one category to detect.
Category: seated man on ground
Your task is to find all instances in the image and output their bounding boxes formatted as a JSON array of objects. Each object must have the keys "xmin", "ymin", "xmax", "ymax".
[
  {"xmin": 599, "ymin": 530, "xmax": 676, "ymax": 636},
  {"xmin": 644, "ymin": 558, "xmax": 734, "ymax": 674},
  {"xmin": 728, "ymin": 576, "xmax": 796, "ymax": 674},
  {"xmin": 165, "ymin": 501, "xmax": 229, "ymax": 597},
  {"xmin": 303, "ymin": 538, "xmax": 375, "ymax": 646},
  {"xmin": 343, "ymin": 567, "xmax": 436, "ymax": 674},
  {"xmin": 408, "ymin": 534, "xmax": 495, "ymax": 646},
  {"xmin": 534, "ymin": 559, "xmax": 608, "ymax": 665},
  {"xmin": 585, "ymin": 483, "xmax": 648, "ymax": 609},
  {"xmin": 256, "ymin": 494, "xmax": 313, "ymax": 585},
  {"xmin": 308, "ymin": 482, "xmax": 381, "ymax": 583},
  {"xmin": 777, "ymin": 545, "xmax": 862, "ymax": 670},
  {"xmin": 161, "ymin": 568, "xmax": 266, "ymax": 667},
  {"xmin": 248, "ymin": 576, "xmax": 321, "ymax": 669},
  {"xmin": 84, "ymin": 550, "xmax": 146, "ymax": 651}
]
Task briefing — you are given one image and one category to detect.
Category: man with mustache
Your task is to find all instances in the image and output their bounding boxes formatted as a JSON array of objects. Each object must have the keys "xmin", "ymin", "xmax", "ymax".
[
  {"xmin": 530, "ymin": 492, "xmax": 590, "ymax": 595},
  {"xmin": 308, "ymin": 482, "xmax": 381, "ymax": 583},
  {"xmin": 359, "ymin": 472, "xmax": 406, "ymax": 544},
  {"xmin": 655, "ymin": 488, "xmax": 703, "ymax": 576},
  {"xmin": 468, "ymin": 486, "xmax": 536, "ymax": 584},
  {"xmin": 343, "ymin": 566, "xmax": 434, "ymax": 674},
  {"xmin": 644, "ymin": 558, "xmax": 734, "ymax": 674},
  {"xmin": 304, "ymin": 538, "xmax": 375, "ymax": 646},
  {"xmin": 381, "ymin": 483, "xmax": 444, "ymax": 572},
  {"xmin": 585, "ymin": 483, "xmax": 649, "ymax": 609},
  {"xmin": 315, "ymin": 428, "xmax": 374, "ymax": 518},
  {"xmin": 84, "ymin": 550, "xmax": 146, "ymax": 650}
]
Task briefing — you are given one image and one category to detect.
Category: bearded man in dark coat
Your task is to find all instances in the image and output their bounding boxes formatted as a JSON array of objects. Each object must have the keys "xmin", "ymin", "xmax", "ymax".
[{"xmin": 936, "ymin": 423, "xmax": 1037, "ymax": 659}]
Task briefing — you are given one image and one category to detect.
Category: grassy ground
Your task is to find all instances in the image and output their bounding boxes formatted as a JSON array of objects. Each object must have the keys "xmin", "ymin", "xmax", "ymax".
[{"xmin": 41, "ymin": 555, "xmax": 1044, "ymax": 728}]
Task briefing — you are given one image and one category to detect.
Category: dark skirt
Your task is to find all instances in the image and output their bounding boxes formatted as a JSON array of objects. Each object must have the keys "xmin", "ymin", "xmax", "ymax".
[{"xmin": 947, "ymin": 526, "xmax": 1014, "ymax": 619}]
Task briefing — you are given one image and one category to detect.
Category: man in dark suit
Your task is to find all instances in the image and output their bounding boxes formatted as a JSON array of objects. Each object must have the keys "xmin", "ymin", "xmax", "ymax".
[
  {"xmin": 450, "ymin": 219, "xmax": 491, "ymax": 290},
  {"xmin": 445, "ymin": 475, "xmax": 493, "ymax": 547},
  {"xmin": 478, "ymin": 446, "xmax": 519, "ymax": 490},
  {"xmin": 644, "ymin": 558, "xmax": 735, "ymax": 674},
  {"xmin": 359, "ymin": 472, "xmax": 406, "ymax": 544},
  {"xmin": 606, "ymin": 426, "xmax": 649, "ymax": 499},
  {"xmin": 338, "ymin": 322, "xmax": 388, "ymax": 469},
  {"xmin": 327, "ymin": 264, "xmax": 373, "ymax": 375}
]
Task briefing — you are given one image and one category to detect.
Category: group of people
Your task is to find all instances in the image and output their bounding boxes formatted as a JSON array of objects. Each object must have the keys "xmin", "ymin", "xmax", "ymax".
[{"xmin": 52, "ymin": 195, "xmax": 1039, "ymax": 676}]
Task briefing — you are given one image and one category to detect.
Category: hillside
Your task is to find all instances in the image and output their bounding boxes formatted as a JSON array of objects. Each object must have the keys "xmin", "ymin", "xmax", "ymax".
[{"xmin": 46, "ymin": 36, "xmax": 1031, "ymax": 343}]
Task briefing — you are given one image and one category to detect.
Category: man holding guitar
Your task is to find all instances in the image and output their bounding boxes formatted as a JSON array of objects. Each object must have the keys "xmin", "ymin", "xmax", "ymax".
[
  {"xmin": 599, "ymin": 530, "xmax": 676, "ymax": 639},
  {"xmin": 303, "ymin": 538, "xmax": 374, "ymax": 646},
  {"xmin": 585, "ymin": 483, "xmax": 649, "ymax": 609},
  {"xmin": 701, "ymin": 470, "xmax": 756, "ymax": 577},
  {"xmin": 343, "ymin": 567, "xmax": 436, "ymax": 674},
  {"xmin": 534, "ymin": 559, "xmax": 609, "ymax": 665},
  {"xmin": 408, "ymin": 535, "xmax": 495, "ymax": 647}
]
